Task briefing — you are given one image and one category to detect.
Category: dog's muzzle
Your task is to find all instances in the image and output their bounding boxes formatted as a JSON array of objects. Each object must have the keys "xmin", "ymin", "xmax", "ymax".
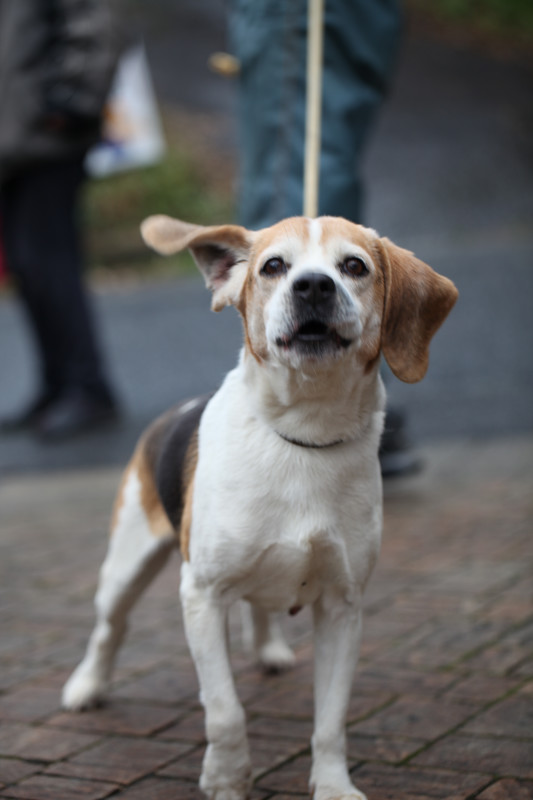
[{"xmin": 275, "ymin": 272, "xmax": 352, "ymax": 352}]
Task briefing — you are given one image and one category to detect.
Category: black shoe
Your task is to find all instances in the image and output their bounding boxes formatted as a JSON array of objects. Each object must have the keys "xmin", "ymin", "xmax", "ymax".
[
  {"xmin": 379, "ymin": 408, "xmax": 423, "ymax": 479},
  {"xmin": 0, "ymin": 392, "xmax": 58, "ymax": 433},
  {"xmin": 37, "ymin": 387, "xmax": 119, "ymax": 441}
]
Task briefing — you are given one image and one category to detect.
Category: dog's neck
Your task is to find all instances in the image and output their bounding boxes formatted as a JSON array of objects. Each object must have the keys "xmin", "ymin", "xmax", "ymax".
[{"xmin": 240, "ymin": 349, "xmax": 386, "ymax": 448}]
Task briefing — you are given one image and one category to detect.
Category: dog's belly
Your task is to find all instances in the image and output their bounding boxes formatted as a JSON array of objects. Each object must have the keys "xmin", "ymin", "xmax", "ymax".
[
  {"xmin": 240, "ymin": 539, "xmax": 324, "ymax": 612},
  {"xmin": 191, "ymin": 505, "xmax": 377, "ymax": 613}
]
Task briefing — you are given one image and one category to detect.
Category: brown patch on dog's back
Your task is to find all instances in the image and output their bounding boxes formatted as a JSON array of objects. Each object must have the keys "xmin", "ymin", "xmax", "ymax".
[
  {"xmin": 109, "ymin": 396, "xmax": 211, "ymax": 553},
  {"xmin": 138, "ymin": 445, "xmax": 173, "ymax": 538},
  {"xmin": 110, "ymin": 461, "xmax": 133, "ymax": 535},
  {"xmin": 109, "ymin": 436, "xmax": 173, "ymax": 540}
]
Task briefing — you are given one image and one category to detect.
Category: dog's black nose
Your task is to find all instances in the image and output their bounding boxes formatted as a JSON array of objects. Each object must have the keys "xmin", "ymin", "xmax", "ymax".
[{"xmin": 292, "ymin": 272, "xmax": 336, "ymax": 307}]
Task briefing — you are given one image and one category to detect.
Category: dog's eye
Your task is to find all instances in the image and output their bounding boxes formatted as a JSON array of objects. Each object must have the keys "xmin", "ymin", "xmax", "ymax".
[
  {"xmin": 341, "ymin": 257, "xmax": 369, "ymax": 278},
  {"xmin": 261, "ymin": 257, "xmax": 287, "ymax": 277}
]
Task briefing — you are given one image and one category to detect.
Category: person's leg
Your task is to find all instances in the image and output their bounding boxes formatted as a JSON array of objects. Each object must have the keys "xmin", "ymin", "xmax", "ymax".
[
  {"xmin": 319, "ymin": 0, "xmax": 402, "ymax": 220},
  {"xmin": 230, "ymin": 0, "xmax": 402, "ymax": 228},
  {"xmin": 1, "ymin": 159, "xmax": 117, "ymax": 435},
  {"xmin": 1, "ymin": 176, "xmax": 63, "ymax": 413}
]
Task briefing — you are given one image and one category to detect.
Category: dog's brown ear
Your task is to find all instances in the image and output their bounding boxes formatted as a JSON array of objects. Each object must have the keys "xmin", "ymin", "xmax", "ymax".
[
  {"xmin": 141, "ymin": 215, "xmax": 254, "ymax": 311},
  {"xmin": 378, "ymin": 238, "xmax": 458, "ymax": 383}
]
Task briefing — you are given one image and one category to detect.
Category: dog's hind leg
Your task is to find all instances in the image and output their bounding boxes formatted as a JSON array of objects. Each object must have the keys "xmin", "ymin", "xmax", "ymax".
[
  {"xmin": 62, "ymin": 465, "xmax": 175, "ymax": 711},
  {"xmin": 242, "ymin": 603, "xmax": 295, "ymax": 672}
]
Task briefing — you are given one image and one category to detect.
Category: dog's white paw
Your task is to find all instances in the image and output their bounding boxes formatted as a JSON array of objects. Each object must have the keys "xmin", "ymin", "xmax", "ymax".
[
  {"xmin": 259, "ymin": 639, "xmax": 296, "ymax": 672},
  {"xmin": 200, "ymin": 743, "xmax": 252, "ymax": 800},
  {"xmin": 313, "ymin": 786, "xmax": 367, "ymax": 800},
  {"xmin": 200, "ymin": 774, "xmax": 251, "ymax": 800},
  {"xmin": 62, "ymin": 666, "xmax": 106, "ymax": 711},
  {"xmin": 202, "ymin": 788, "xmax": 249, "ymax": 800}
]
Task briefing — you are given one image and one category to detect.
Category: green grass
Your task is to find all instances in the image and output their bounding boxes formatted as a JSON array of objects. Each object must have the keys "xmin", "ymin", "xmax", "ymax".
[
  {"xmin": 409, "ymin": 0, "xmax": 533, "ymax": 45},
  {"xmin": 84, "ymin": 135, "xmax": 233, "ymax": 278},
  {"xmin": 432, "ymin": 0, "xmax": 533, "ymax": 30}
]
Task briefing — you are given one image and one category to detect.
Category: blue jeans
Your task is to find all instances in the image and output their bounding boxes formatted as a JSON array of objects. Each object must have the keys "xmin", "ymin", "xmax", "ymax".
[{"xmin": 230, "ymin": 0, "xmax": 402, "ymax": 228}]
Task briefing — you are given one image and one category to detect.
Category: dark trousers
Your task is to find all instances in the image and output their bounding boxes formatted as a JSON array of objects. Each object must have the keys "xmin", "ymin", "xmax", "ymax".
[{"xmin": 0, "ymin": 159, "xmax": 109, "ymax": 398}]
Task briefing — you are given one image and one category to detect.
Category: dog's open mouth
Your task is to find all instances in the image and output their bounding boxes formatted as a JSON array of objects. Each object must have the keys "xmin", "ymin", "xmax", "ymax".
[
  {"xmin": 276, "ymin": 320, "xmax": 352, "ymax": 350},
  {"xmin": 295, "ymin": 320, "xmax": 330, "ymax": 342}
]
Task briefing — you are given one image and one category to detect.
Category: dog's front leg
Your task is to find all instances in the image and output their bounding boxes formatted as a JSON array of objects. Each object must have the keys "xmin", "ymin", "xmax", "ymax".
[
  {"xmin": 181, "ymin": 563, "xmax": 252, "ymax": 800},
  {"xmin": 310, "ymin": 593, "xmax": 367, "ymax": 800}
]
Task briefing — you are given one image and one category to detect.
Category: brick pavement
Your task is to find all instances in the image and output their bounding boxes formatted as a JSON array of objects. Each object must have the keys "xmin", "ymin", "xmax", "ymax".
[{"xmin": 0, "ymin": 435, "xmax": 532, "ymax": 800}]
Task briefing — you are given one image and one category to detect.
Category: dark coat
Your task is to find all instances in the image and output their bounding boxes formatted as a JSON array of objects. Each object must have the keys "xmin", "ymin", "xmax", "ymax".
[{"xmin": 0, "ymin": 0, "xmax": 124, "ymax": 183}]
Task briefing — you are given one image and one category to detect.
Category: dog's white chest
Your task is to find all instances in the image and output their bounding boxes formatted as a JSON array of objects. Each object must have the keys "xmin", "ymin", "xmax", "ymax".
[{"xmin": 187, "ymin": 373, "xmax": 382, "ymax": 611}]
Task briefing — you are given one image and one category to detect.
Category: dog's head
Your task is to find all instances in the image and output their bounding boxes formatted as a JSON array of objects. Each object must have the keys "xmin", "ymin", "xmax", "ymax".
[{"xmin": 141, "ymin": 215, "xmax": 458, "ymax": 383}]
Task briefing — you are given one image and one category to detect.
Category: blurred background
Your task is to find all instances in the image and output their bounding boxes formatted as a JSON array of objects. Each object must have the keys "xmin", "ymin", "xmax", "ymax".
[{"xmin": 0, "ymin": 0, "xmax": 532, "ymax": 474}]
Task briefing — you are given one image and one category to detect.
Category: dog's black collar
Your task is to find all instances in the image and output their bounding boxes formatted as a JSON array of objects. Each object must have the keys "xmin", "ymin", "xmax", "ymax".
[{"xmin": 276, "ymin": 431, "xmax": 350, "ymax": 449}]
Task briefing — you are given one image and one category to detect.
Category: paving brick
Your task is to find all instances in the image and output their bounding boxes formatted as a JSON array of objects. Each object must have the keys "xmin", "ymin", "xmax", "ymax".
[
  {"xmin": 155, "ymin": 710, "xmax": 206, "ymax": 744},
  {"xmin": 246, "ymin": 684, "xmax": 314, "ymax": 719},
  {"xmin": 246, "ymin": 683, "xmax": 393, "ymax": 725},
  {"xmin": 0, "ymin": 688, "xmax": 61, "ymax": 724},
  {"xmin": 47, "ymin": 701, "xmax": 180, "ymax": 737},
  {"xmin": 359, "ymin": 607, "xmax": 435, "ymax": 659},
  {"xmin": 45, "ymin": 736, "xmax": 183, "ymax": 785},
  {"xmin": 0, "ymin": 665, "xmax": 54, "ymax": 695},
  {"xmin": 372, "ymin": 617, "xmax": 506, "ymax": 671},
  {"xmin": 476, "ymin": 778, "xmax": 533, "ymax": 799},
  {"xmin": 515, "ymin": 660, "xmax": 533, "ymax": 678},
  {"xmin": 462, "ymin": 692, "xmax": 533, "ymax": 739},
  {"xmin": 250, "ymin": 735, "xmax": 308, "ymax": 778},
  {"xmin": 248, "ymin": 715, "xmax": 312, "ymax": 743},
  {"xmin": 354, "ymin": 665, "xmax": 455, "ymax": 697},
  {"xmin": 350, "ymin": 763, "xmax": 490, "ymax": 799},
  {"xmin": 466, "ymin": 621, "xmax": 533, "ymax": 675},
  {"xmin": 412, "ymin": 734, "xmax": 533, "ymax": 778},
  {"xmin": 0, "ymin": 760, "xmax": 39, "ymax": 788},
  {"xmin": 347, "ymin": 734, "xmax": 426, "ymax": 765},
  {"xmin": 442, "ymin": 674, "xmax": 520, "ymax": 705},
  {"xmin": 156, "ymin": 746, "xmax": 204, "ymax": 782},
  {"xmin": 0, "ymin": 723, "xmax": 100, "ymax": 762},
  {"xmin": 351, "ymin": 697, "xmax": 474, "ymax": 741},
  {"xmin": 113, "ymin": 663, "xmax": 199, "ymax": 704},
  {"xmin": 113, "ymin": 776, "xmax": 203, "ymax": 799},
  {"xmin": 256, "ymin": 753, "xmax": 312, "ymax": 794},
  {"xmin": 0, "ymin": 774, "xmax": 118, "ymax": 800}
]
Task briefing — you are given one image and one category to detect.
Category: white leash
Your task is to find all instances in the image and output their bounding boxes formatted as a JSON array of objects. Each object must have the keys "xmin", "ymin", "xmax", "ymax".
[{"xmin": 303, "ymin": 0, "xmax": 325, "ymax": 218}]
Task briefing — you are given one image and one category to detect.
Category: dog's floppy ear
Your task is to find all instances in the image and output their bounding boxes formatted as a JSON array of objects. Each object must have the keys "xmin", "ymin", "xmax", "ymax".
[
  {"xmin": 141, "ymin": 215, "xmax": 254, "ymax": 311},
  {"xmin": 378, "ymin": 238, "xmax": 458, "ymax": 383}
]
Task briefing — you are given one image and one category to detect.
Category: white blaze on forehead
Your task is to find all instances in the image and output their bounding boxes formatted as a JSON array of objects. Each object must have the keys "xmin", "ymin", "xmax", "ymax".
[
  {"xmin": 296, "ymin": 218, "xmax": 375, "ymax": 277},
  {"xmin": 305, "ymin": 217, "xmax": 326, "ymax": 267},
  {"xmin": 309, "ymin": 217, "xmax": 323, "ymax": 248},
  {"xmin": 288, "ymin": 217, "xmax": 328, "ymax": 274}
]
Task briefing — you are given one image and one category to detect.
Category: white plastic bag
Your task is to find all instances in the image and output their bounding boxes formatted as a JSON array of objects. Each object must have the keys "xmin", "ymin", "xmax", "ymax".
[{"xmin": 86, "ymin": 43, "xmax": 166, "ymax": 177}]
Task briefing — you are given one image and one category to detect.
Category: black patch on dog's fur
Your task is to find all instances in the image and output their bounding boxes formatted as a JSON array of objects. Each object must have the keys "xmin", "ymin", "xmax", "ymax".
[{"xmin": 144, "ymin": 394, "xmax": 212, "ymax": 531}]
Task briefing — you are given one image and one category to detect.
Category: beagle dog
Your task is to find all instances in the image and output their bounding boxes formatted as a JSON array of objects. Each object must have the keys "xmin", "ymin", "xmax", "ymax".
[{"xmin": 62, "ymin": 215, "xmax": 458, "ymax": 800}]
